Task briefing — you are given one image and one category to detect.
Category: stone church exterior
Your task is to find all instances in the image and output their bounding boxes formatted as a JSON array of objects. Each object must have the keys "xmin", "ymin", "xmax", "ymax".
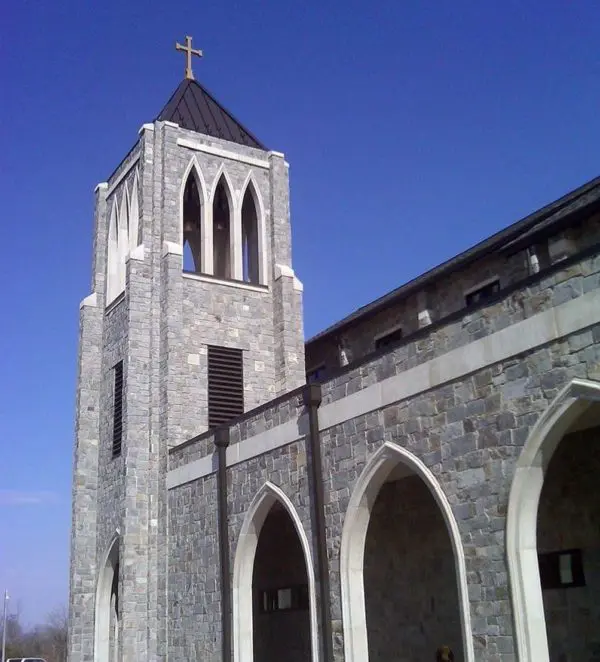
[{"xmin": 68, "ymin": 68, "xmax": 600, "ymax": 662}]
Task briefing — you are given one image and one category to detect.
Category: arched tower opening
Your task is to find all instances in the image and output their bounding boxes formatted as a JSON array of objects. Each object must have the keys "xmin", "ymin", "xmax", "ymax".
[
  {"xmin": 213, "ymin": 176, "xmax": 232, "ymax": 279},
  {"xmin": 241, "ymin": 184, "xmax": 260, "ymax": 284},
  {"xmin": 106, "ymin": 202, "xmax": 119, "ymax": 304},
  {"xmin": 182, "ymin": 170, "xmax": 203, "ymax": 273}
]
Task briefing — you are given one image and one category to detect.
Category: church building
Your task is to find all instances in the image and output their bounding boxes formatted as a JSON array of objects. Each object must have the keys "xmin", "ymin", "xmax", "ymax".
[{"xmin": 68, "ymin": 39, "xmax": 600, "ymax": 662}]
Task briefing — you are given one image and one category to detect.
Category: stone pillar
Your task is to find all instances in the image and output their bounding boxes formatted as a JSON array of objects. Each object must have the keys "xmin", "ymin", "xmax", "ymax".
[
  {"xmin": 117, "ymin": 248, "xmax": 153, "ymax": 661},
  {"xmin": 269, "ymin": 153, "xmax": 306, "ymax": 393},
  {"xmin": 68, "ymin": 181, "xmax": 108, "ymax": 662},
  {"xmin": 68, "ymin": 294, "xmax": 102, "ymax": 662}
]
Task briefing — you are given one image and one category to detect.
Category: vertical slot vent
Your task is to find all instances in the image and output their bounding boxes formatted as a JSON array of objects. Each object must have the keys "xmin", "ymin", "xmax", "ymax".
[
  {"xmin": 112, "ymin": 361, "xmax": 124, "ymax": 457},
  {"xmin": 208, "ymin": 345, "xmax": 244, "ymax": 428}
]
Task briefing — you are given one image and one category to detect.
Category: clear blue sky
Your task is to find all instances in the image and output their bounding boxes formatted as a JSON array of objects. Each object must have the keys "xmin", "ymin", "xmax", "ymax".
[{"xmin": 0, "ymin": 0, "xmax": 598, "ymax": 624}]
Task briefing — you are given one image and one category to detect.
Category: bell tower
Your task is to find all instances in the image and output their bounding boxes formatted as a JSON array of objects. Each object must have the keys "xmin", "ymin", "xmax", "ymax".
[{"xmin": 68, "ymin": 39, "xmax": 305, "ymax": 661}]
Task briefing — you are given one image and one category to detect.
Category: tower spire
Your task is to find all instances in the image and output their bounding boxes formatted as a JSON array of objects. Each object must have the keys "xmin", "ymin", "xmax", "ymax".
[{"xmin": 175, "ymin": 35, "xmax": 203, "ymax": 80}]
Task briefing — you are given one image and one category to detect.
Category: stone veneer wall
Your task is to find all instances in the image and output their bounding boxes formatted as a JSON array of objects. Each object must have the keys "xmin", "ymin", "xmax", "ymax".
[
  {"xmin": 167, "ymin": 246, "xmax": 600, "ymax": 662},
  {"xmin": 168, "ymin": 434, "xmax": 313, "ymax": 661},
  {"xmin": 306, "ymin": 212, "xmax": 600, "ymax": 377},
  {"xmin": 168, "ymin": 471, "xmax": 220, "ymax": 661},
  {"xmin": 364, "ymin": 476, "xmax": 463, "ymax": 661},
  {"xmin": 97, "ymin": 297, "xmax": 127, "ymax": 560},
  {"xmin": 169, "ymin": 388, "xmax": 306, "ymax": 470},
  {"xmin": 319, "ymin": 250, "xmax": 600, "ymax": 409},
  {"xmin": 252, "ymin": 507, "xmax": 311, "ymax": 662},
  {"xmin": 180, "ymin": 278, "xmax": 277, "ymax": 441},
  {"xmin": 537, "ymin": 425, "xmax": 600, "ymax": 662},
  {"xmin": 152, "ymin": 122, "xmax": 305, "ymax": 446}
]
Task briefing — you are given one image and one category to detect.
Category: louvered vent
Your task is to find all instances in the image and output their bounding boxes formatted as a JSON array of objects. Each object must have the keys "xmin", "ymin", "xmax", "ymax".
[
  {"xmin": 208, "ymin": 345, "xmax": 244, "ymax": 428},
  {"xmin": 112, "ymin": 361, "xmax": 124, "ymax": 457}
]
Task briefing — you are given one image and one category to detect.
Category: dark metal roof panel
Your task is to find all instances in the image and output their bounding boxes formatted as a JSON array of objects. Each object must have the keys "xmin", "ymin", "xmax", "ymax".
[
  {"xmin": 156, "ymin": 79, "xmax": 266, "ymax": 150},
  {"xmin": 307, "ymin": 174, "xmax": 600, "ymax": 346}
]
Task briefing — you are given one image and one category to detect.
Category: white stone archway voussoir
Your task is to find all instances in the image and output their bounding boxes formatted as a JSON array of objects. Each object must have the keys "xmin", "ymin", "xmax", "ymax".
[
  {"xmin": 506, "ymin": 377, "xmax": 600, "ymax": 662},
  {"xmin": 94, "ymin": 531, "xmax": 120, "ymax": 662},
  {"xmin": 339, "ymin": 441, "xmax": 475, "ymax": 662},
  {"xmin": 232, "ymin": 481, "xmax": 319, "ymax": 662}
]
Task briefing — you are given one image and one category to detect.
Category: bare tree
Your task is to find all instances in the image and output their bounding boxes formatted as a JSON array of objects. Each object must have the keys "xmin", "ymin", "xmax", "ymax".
[{"xmin": 0, "ymin": 604, "xmax": 68, "ymax": 662}]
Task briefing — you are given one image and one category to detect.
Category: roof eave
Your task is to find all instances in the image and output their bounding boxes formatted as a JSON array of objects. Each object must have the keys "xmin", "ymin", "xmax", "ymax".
[{"xmin": 306, "ymin": 174, "xmax": 600, "ymax": 346}]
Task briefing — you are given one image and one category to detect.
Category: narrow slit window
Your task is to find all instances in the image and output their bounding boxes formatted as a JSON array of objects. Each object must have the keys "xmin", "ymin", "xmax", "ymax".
[
  {"xmin": 375, "ymin": 326, "xmax": 403, "ymax": 350},
  {"xmin": 112, "ymin": 361, "xmax": 124, "ymax": 457},
  {"xmin": 208, "ymin": 345, "xmax": 244, "ymax": 428},
  {"xmin": 465, "ymin": 279, "xmax": 500, "ymax": 307}
]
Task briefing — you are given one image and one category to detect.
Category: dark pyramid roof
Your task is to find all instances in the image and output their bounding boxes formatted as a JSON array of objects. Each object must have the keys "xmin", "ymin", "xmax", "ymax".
[{"xmin": 156, "ymin": 79, "xmax": 266, "ymax": 150}]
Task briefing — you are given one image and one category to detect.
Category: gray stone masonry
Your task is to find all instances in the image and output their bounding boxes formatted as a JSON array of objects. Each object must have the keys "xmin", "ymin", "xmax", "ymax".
[
  {"xmin": 69, "ymin": 181, "xmax": 107, "ymax": 662},
  {"xmin": 168, "ymin": 241, "xmax": 600, "ymax": 662},
  {"xmin": 306, "ymin": 211, "xmax": 600, "ymax": 376},
  {"xmin": 69, "ymin": 116, "xmax": 306, "ymax": 661},
  {"xmin": 69, "ymin": 83, "xmax": 600, "ymax": 662}
]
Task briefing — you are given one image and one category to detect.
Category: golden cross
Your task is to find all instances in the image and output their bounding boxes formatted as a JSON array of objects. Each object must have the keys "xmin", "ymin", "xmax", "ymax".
[{"xmin": 175, "ymin": 35, "xmax": 203, "ymax": 80}]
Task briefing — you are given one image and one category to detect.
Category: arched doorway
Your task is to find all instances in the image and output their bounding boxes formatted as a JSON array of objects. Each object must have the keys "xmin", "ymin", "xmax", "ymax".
[
  {"xmin": 232, "ymin": 482, "xmax": 318, "ymax": 662},
  {"xmin": 95, "ymin": 535, "xmax": 120, "ymax": 661},
  {"xmin": 507, "ymin": 378, "xmax": 600, "ymax": 662},
  {"xmin": 340, "ymin": 442, "xmax": 474, "ymax": 662}
]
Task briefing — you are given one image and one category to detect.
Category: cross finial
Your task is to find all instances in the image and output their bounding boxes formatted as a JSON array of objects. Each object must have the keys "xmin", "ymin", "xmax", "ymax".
[{"xmin": 175, "ymin": 35, "xmax": 203, "ymax": 81}]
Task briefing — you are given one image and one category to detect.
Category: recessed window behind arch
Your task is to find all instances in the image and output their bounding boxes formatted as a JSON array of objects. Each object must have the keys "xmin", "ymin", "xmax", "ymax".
[
  {"xmin": 242, "ymin": 185, "xmax": 260, "ymax": 284},
  {"xmin": 213, "ymin": 177, "xmax": 232, "ymax": 279},
  {"xmin": 182, "ymin": 172, "xmax": 203, "ymax": 273}
]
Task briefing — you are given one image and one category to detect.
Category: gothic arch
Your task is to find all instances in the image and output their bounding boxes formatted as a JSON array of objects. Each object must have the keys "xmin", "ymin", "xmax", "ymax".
[
  {"xmin": 340, "ymin": 441, "xmax": 474, "ymax": 662},
  {"xmin": 180, "ymin": 157, "xmax": 208, "ymax": 273},
  {"xmin": 128, "ymin": 170, "xmax": 140, "ymax": 253},
  {"xmin": 94, "ymin": 532, "xmax": 120, "ymax": 662},
  {"xmin": 106, "ymin": 200, "xmax": 119, "ymax": 304},
  {"xmin": 232, "ymin": 481, "xmax": 319, "ymax": 662},
  {"xmin": 208, "ymin": 163, "xmax": 237, "ymax": 211},
  {"xmin": 240, "ymin": 172, "xmax": 266, "ymax": 284},
  {"xmin": 117, "ymin": 186, "xmax": 129, "ymax": 293},
  {"xmin": 506, "ymin": 378, "xmax": 600, "ymax": 662},
  {"xmin": 209, "ymin": 165, "xmax": 236, "ymax": 280}
]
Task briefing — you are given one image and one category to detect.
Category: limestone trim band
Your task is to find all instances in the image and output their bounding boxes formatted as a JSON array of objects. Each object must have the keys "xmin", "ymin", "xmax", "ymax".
[
  {"xmin": 182, "ymin": 271, "xmax": 270, "ymax": 293},
  {"xmin": 177, "ymin": 137, "xmax": 270, "ymax": 170},
  {"xmin": 167, "ymin": 288, "xmax": 600, "ymax": 489}
]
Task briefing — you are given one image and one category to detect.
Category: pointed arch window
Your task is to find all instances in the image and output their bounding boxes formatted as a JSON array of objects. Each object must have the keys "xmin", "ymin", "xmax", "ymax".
[
  {"xmin": 213, "ymin": 176, "xmax": 232, "ymax": 279},
  {"xmin": 182, "ymin": 170, "xmax": 203, "ymax": 273},
  {"xmin": 117, "ymin": 187, "xmax": 129, "ymax": 294},
  {"xmin": 106, "ymin": 201, "xmax": 120, "ymax": 304},
  {"xmin": 241, "ymin": 184, "xmax": 260, "ymax": 284},
  {"xmin": 128, "ymin": 171, "xmax": 140, "ymax": 252}
]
